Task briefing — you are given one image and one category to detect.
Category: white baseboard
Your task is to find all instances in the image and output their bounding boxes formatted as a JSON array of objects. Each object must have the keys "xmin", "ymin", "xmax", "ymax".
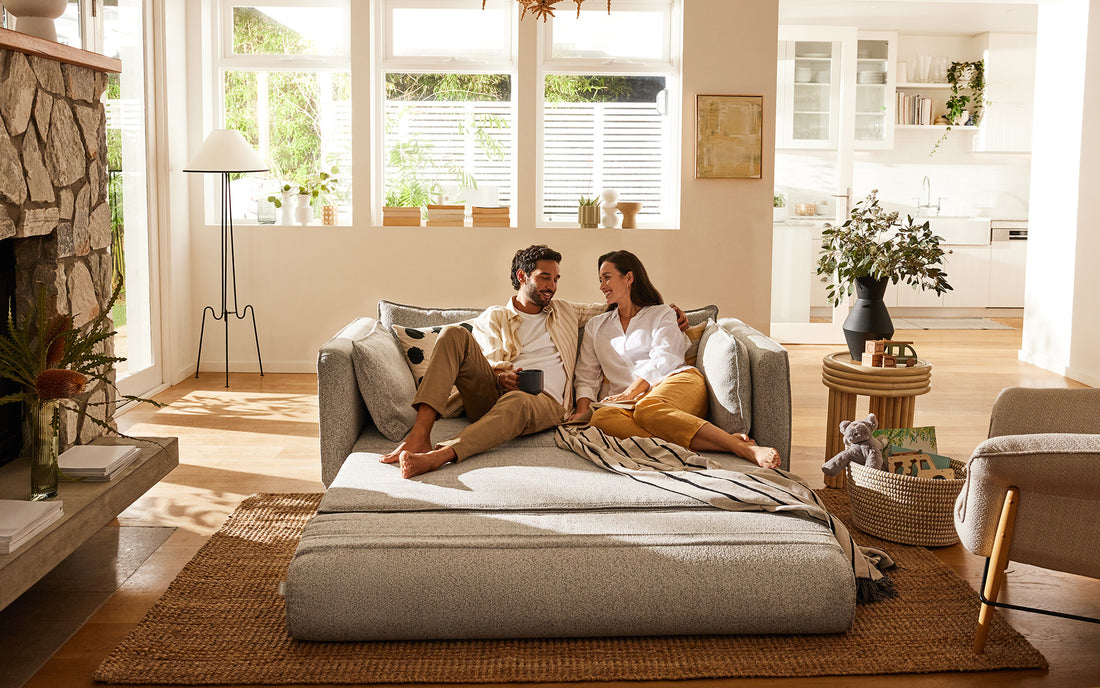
[{"xmin": 1018, "ymin": 349, "xmax": 1099, "ymax": 387}]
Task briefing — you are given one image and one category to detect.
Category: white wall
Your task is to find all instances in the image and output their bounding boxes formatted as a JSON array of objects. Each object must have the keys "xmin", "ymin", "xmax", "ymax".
[
  {"xmin": 1021, "ymin": 0, "xmax": 1100, "ymax": 387},
  {"xmin": 176, "ymin": 0, "xmax": 780, "ymax": 376}
]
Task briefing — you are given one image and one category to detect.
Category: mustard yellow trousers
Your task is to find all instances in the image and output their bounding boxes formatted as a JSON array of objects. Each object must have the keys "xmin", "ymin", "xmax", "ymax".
[{"xmin": 590, "ymin": 368, "xmax": 709, "ymax": 448}]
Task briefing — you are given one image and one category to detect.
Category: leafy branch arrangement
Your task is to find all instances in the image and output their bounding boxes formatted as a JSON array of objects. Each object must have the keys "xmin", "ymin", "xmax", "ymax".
[
  {"xmin": 816, "ymin": 190, "xmax": 953, "ymax": 306},
  {"xmin": 0, "ymin": 283, "xmax": 163, "ymax": 440},
  {"xmin": 931, "ymin": 59, "xmax": 985, "ymax": 156}
]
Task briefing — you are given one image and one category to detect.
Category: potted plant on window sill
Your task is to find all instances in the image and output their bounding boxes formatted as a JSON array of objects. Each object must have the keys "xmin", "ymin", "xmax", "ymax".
[
  {"xmin": 816, "ymin": 190, "xmax": 953, "ymax": 360},
  {"xmin": 578, "ymin": 196, "xmax": 600, "ymax": 228}
]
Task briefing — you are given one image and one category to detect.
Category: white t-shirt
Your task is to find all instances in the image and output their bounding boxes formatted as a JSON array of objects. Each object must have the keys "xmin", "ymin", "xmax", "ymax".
[
  {"xmin": 574, "ymin": 305, "xmax": 690, "ymax": 401},
  {"xmin": 511, "ymin": 309, "xmax": 567, "ymax": 405}
]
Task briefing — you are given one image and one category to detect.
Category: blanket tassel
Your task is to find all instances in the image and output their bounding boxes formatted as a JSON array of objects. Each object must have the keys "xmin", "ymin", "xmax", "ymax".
[{"xmin": 857, "ymin": 575, "xmax": 898, "ymax": 604}]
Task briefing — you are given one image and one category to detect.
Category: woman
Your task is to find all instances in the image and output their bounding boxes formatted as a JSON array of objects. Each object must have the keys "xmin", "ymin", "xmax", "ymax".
[{"xmin": 570, "ymin": 250, "xmax": 781, "ymax": 469}]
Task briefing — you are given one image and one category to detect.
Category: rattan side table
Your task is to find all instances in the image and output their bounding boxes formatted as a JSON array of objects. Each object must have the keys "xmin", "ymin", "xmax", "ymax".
[{"xmin": 821, "ymin": 351, "xmax": 932, "ymax": 488}]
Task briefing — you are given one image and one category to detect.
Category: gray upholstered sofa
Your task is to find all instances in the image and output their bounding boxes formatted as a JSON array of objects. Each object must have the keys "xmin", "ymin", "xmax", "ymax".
[{"xmin": 284, "ymin": 301, "xmax": 858, "ymax": 641}]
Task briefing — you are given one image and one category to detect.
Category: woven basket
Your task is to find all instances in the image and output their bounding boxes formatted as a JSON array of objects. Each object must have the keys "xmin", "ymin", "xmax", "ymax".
[{"xmin": 846, "ymin": 458, "xmax": 968, "ymax": 547}]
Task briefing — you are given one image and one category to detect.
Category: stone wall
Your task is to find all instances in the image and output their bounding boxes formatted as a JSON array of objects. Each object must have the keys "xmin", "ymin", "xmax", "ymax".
[{"xmin": 0, "ymin": 48, "xmax": 115, "ymax": 447}]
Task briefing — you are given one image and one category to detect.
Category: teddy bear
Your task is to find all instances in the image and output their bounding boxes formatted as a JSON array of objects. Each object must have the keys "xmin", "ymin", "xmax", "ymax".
[{"xmin": 822, "ymin": 413, "xmax": 885, "ymax": 476}]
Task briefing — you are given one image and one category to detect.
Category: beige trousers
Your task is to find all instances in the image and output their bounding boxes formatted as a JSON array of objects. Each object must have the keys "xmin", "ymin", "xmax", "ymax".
[
  {"xmin": 411, "ymin": 327, "xmax": 566, "ymax": 461},
  {"xmin": 590, "ymin": 368, "xmax": 709, "ymax": 448}
]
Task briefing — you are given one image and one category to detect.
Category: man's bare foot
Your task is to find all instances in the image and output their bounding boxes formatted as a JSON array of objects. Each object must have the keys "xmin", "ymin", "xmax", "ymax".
[
  {"xmin": 398, "ymin": 446, "xmax": 457, "ymax": 478},
  {"xmin": 748, "ymin": 445, "xmax": 782, "ymax": 470},
  {"xmin": 380, "ymin": 436, "xmax": 433, "ymax": 464}
]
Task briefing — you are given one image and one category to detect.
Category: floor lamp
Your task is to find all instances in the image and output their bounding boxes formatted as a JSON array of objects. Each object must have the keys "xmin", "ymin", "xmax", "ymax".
[{"xmin": 184, "ymin": 129, "xmax": 268, "ymax": 388}]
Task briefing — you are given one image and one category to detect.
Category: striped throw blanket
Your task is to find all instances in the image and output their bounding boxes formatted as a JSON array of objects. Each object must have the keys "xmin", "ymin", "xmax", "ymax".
[{"xmin": 555, "ymin": 425, "xmax": 896, "ymax": 604}]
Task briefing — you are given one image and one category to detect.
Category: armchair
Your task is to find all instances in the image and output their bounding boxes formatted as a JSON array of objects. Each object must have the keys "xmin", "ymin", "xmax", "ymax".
[{"xmin": 954, "ymin": 387, "xmax": 1100, "ymax": 653}]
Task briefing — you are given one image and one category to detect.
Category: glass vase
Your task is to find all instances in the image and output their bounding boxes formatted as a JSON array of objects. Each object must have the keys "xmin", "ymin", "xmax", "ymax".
[{"xmin": 28, "ymin": 399, "xmax": 60, "ymax": 501}]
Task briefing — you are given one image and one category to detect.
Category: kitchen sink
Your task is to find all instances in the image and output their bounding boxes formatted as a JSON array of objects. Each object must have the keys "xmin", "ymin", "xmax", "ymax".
[{"xmin": 911, "ymin": 215, "xmax": 991, "ymax": 245}]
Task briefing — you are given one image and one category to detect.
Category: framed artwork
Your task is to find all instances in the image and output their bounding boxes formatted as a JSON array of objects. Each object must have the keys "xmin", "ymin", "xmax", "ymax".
[{"xmin": 695, "ymin": 95, "xmax": 763, "ymax": 179}]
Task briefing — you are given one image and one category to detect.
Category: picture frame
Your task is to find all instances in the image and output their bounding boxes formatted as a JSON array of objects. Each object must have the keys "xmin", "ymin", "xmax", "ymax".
[{"xmin": 695, "ymin": 94, "xmax": 763, "ymax": 179}]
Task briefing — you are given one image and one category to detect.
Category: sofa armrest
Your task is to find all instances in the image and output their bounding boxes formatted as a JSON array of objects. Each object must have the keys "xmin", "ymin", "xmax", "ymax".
[
  {"xmin": 988, "ymin": 387, "xmax": 1100, "ymax": 438},
  {"xmin": 954, "ymin": 433, "xmax": 1100, "ymax": 577},
  {"xmin": 318, "ymin": 318, "xmax": 377, "ymax": 487},
  {"xmin": 719, "ymin": 318, "xmax": 792, "ymax": 471}
]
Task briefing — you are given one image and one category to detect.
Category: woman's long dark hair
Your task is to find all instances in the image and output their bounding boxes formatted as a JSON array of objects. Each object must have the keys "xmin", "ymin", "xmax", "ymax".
[{"xmin": 598, "ymin": 250, "xmax": 664, "ymax": 311}]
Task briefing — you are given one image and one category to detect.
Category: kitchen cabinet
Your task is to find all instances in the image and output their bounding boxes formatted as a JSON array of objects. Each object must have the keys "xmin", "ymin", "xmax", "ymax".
[
  {"xmin": 975, "ymin": 33, "xmax": 1036, "ymax": 152},
  {"xmin": 942, "ymin": 246, "xmax": 992, "ymax": 308},
  {"xmin": 988, "ymin": 224, "xmax": 1028, "ymax": 307},
  {"xmin": 776, "ymin": 29, "xmax": 895, "ymax": 150}
]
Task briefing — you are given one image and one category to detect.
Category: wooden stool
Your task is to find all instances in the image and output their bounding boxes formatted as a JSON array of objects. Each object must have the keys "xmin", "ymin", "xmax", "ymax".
[{"xmin": 821, "ymin": 351, "xmax": 932, "ymax": 488}]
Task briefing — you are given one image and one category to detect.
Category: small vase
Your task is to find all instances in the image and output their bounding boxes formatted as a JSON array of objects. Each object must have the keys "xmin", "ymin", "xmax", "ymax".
[
  {"xmin": 278, "ymin": 191, "xmax": 294, "ymax": 225},
  {"xmin": 842, "ymin": 275, "xmax": 895, "ymax": 360},
  {"xmin": 578, "ymin": 205, "xmax": 599, "ymax": 229},
  {"xmin": 294, "ymin": 194, "xmax": 313, "ymax": 225},
  {"xmin": 28, "ymin": 399, "xmax": 60, "ymax": 501},
  {"xmin": 617, "ymin": 202, "xmax": 642, "ymax": 229},
  {"xmin": 2, "ymin": 0, "xmax": 68, "ymax": 42},
  {"xmin": 322, "ymin": 205, "xmax": 337, "ymax": 225}
]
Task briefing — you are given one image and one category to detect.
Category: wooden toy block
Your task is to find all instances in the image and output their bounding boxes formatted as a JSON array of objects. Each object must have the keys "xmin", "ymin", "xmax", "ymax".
[
  {"xmin": 865, "ymin": 340, "xmax": 886, "ymax": 355},
  {"xmin": 861, "ymin": 352, "xmax": 883, "ymax": 367},
  {"xmin": 883, "ymin": 354, "xmax": 897, "ymax": 367}
]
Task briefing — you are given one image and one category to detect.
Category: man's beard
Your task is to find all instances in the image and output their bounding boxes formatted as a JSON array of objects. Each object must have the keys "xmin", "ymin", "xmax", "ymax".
[{"xmin": 522, "ymin": 281, "xmax": 553, "ymax": 308}]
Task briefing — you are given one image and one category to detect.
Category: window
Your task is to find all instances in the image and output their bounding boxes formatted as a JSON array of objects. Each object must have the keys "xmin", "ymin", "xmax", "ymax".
[
  {"xmin": 540, "ymin": 1, "xmax": 679, "ymax": 227},
  {"xmin": 381, "ymin": 1, "xmax": 515, "ymax": 212},
  {"xmin": 216, "ymin": 1, "xmax": 352, "ymax": 222}
]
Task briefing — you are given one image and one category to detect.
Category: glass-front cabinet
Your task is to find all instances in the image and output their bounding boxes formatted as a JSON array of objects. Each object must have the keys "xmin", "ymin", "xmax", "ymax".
[
  {"xmin": 777, "ymin": 38, "xmax": 843, "ymax": 149},
  {"xmin": 777, "ymin": 29, "xmax": 896, "ymax": 151},
  {"xmin": 854, "ymin": 33, "xmax": 896, "ymax": 149}
]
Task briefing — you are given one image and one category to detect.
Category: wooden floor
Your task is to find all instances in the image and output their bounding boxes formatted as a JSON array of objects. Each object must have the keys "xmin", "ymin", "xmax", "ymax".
[{"xmin": 18, "ymin": 321, "xmax": 1100, "ymax": 688}]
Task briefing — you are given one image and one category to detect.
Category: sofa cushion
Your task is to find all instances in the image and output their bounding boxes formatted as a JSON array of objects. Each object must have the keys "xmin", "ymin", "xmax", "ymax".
[
  {"xmin": 683, "ymin": 304, "xmax": 719, "ymax": 327},
  {"xmin": 322, "ymin": 448, "xmax": 763, "ymax": 514},
  {"xmin": 683, "ymin": 320, "xmax": 709, "ymax": 366},
  {"xmin": 350, "ymin": 322, "xmax": 417, "ymax": 442},
  {"xmin": 697, "ymin": 320, "xmax": 752, "ymax": 435},
  {"xmin": 391, "ymin": 322, "xmax": 475, "ymax": 418},
  {"xmin": 379, "ymin": 299, "xmax": 484, "ymax": 331}
]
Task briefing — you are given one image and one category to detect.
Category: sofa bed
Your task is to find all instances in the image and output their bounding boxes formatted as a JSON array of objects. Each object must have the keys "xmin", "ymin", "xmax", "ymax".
[{"xmin": 284, "ymin": 300, "xmax": 858, "ymax": 641}]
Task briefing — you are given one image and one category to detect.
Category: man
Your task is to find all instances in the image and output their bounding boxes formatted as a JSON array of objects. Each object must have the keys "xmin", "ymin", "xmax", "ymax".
[{"xmin": 382, "ymin": 245, "xmax": 685, "ymax": 479}]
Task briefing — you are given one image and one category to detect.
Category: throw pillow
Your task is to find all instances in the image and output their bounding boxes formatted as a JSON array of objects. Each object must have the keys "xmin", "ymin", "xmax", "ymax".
[
  {"xmin": 378, "ymin": 300, "xmax": 484, "ymax": 332},
  {"xmin": 392, "ymin": 322, "xmax": 476, "ymax": 418},
  {"xmin": 696, "ymin": 320, "xmax": 752, "ymax": 436},
  {"xmin": 350, "ymin": 322, "xmax": 418, "ymax": 441},
  {"xmin": 683, "ymin": 321, "xmax": 708, "ymax": 367}
]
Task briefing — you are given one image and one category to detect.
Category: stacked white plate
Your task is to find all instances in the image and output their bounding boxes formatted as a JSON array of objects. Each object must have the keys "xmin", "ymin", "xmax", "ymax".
[{"xmin": 857, "ymin": 72, "xmax": 886, "ymax": 84}]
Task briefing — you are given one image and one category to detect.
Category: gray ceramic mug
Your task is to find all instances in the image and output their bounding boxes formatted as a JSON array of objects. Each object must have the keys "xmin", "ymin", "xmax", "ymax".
[{"xmin": 516, "ymin": 369, "xmax": 543, "ymax": 395}]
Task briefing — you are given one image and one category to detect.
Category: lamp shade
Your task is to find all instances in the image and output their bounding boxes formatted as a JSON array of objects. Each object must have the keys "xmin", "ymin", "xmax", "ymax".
[{"xmin": 184, "ymin": 129, "xmax": 269, "ymax": 173}]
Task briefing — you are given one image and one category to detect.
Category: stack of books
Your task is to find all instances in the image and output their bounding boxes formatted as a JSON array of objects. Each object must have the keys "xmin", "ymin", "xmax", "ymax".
[
  {"xmin": 472, "ymin": 206, "xmax": 511, "ymax": 227},
  {"xmin": 897, "ymin": 93, "xmax": 934, "ymax": 125},
  {"xmin": 425, "ymin": 204, "xmax": 466, "ymax": 227},
  {"xmin": 0, "ymin": 499, "xmax": 64, "ymax": 554},
  {"xmin": 382, "ymin": 207, "xmax": 422, "ymax": 226},
  {"xmin": 58, "ymin": 444, "xmax": 142, "ymax": 481}
]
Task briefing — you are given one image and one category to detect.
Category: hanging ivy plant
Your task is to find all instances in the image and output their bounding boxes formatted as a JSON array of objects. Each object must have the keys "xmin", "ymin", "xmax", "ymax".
[{"xmin": 930, "ymin": 59, "xmax": 986, "ymax": 156}]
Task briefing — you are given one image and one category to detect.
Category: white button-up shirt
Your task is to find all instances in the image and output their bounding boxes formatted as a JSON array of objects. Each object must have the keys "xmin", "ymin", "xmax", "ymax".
[{"xmin": 574, "ymin": 305, "xmax": 690, "ymax": 401}]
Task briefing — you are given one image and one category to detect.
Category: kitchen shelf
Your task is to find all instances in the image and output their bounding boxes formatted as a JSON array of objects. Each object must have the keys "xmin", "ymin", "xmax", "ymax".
[
  {"xmin": 897, "ymin": 82, "xmax": 951, "ymax": 89},
  {"xmin": 895, "ymin": 124, "xmax": 979, "ymax": 131}
]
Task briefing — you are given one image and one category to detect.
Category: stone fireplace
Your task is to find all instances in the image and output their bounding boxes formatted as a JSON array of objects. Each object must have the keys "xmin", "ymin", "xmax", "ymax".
[{"xmin": 0, "ymin": 29, "xmax": 122, "ymax": 463}]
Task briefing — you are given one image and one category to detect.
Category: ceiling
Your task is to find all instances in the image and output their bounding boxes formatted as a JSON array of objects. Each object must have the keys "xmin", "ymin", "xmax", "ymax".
[{"xmin": 780, "ymin": 0, "xmax": 1039, "ymax": 35}]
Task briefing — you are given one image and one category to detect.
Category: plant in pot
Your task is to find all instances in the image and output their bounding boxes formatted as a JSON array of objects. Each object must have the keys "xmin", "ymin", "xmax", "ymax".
[
  {"xmin": 0, "ymin": 284, "xmax": 163, "ymax": 500},
  {"xmin": 578, "ymin": 196, "xmax": 601, "ymax": 228},
  {"xmin": 930, "ymin": 59, "xmax": 985, "ymax": 156},
  {"xmin": 773, "ymin": 193, "xmax": 787, "ymax": 222},
  {"xmin": 299, "ymin": 166, "xmax": 341, "ymax": 225},
  {"xmin": 267, "ymin": 184, "xmax": 295, "ymax": 225},
  {"xmin": 816, "ymin": 190, "xmax": 952, "ymax": 360}
]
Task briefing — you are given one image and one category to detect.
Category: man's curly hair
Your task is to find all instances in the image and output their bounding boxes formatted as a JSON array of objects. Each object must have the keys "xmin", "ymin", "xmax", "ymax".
[{"xmin": 510, "ymin": 245, "xmax": 562, "ymax": 290}]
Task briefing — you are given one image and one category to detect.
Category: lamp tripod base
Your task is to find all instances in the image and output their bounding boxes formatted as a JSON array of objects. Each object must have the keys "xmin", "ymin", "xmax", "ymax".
[{"xmin": 195, "ymin": 304, "xmax": 264, "ymax": 388}]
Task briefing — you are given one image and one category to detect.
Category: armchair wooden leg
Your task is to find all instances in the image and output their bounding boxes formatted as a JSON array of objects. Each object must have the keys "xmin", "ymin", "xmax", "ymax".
[{"xmin": 974, "ymin": 487, "xmax": 1020, "ymax": 654}]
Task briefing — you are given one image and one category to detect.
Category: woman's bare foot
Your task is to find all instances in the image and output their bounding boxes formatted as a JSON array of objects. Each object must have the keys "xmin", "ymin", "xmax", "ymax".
[
  {"xmin": 398, "ymin": 446, "xmax": 456, "ymax": 478},
  {"xmin": 380, "ymin": 435, "xmax": 433, "ymax": 464},
  {"xmin": 747, "ymin": 444, "xmax": 782, "ymax": 469}
]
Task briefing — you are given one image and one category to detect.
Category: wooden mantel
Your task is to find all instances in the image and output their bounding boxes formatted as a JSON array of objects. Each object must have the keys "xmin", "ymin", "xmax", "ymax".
[{"xmin": 0, "ymin": 26, "xmax": 120, "ymax": 73}]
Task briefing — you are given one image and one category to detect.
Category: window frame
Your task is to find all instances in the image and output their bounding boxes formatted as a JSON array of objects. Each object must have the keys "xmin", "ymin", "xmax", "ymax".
[
  {"xmin": 212, "ymin": 0, "xmax": 353, "ymax": 223},
  {"xmin": 536, "ymin": 0, "xmax": 681, "ymax": 228}
]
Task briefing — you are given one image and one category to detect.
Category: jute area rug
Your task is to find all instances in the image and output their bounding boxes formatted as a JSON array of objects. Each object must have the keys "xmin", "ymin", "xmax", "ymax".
[{"xmin": 94, "ymin": 492, "xmax": 1046, "ymax": 685}]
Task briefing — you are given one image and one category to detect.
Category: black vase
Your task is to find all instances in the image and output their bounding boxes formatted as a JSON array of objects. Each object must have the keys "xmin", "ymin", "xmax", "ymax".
[{"xmin": 842, "ymin": 275, "xmax": 894, "ymax": 360}]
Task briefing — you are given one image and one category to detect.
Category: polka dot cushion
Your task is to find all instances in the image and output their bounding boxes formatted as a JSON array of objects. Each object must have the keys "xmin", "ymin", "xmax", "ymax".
[{"xmin": 391, "ymin": 321, "xmax": 477, "ymax": 418}]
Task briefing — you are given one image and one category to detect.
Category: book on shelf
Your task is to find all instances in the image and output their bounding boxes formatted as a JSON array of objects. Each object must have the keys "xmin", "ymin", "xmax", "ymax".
[
  {"xmin": 0, "ymin": 499, "xmax": 64, "ymax": 555},
  {"xmin": 383, "ymin": 217, "xmax": 422, "ymax": 226},
  {"xmin": 58, "ymin": 444, "xmax": 142, "ymax": 481},
  {"xmin": 382, "ymin": 207, "xmax": 422, "ymax": 216},
  {"xmin": 472, "ymin": 206, "xmax": 510, "ymax": 214}
]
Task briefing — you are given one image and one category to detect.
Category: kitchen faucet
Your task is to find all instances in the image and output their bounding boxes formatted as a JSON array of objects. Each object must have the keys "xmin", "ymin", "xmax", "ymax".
[{"xmin": 918, "ymin": 176, "xmax": 941, "ymax": 214}]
